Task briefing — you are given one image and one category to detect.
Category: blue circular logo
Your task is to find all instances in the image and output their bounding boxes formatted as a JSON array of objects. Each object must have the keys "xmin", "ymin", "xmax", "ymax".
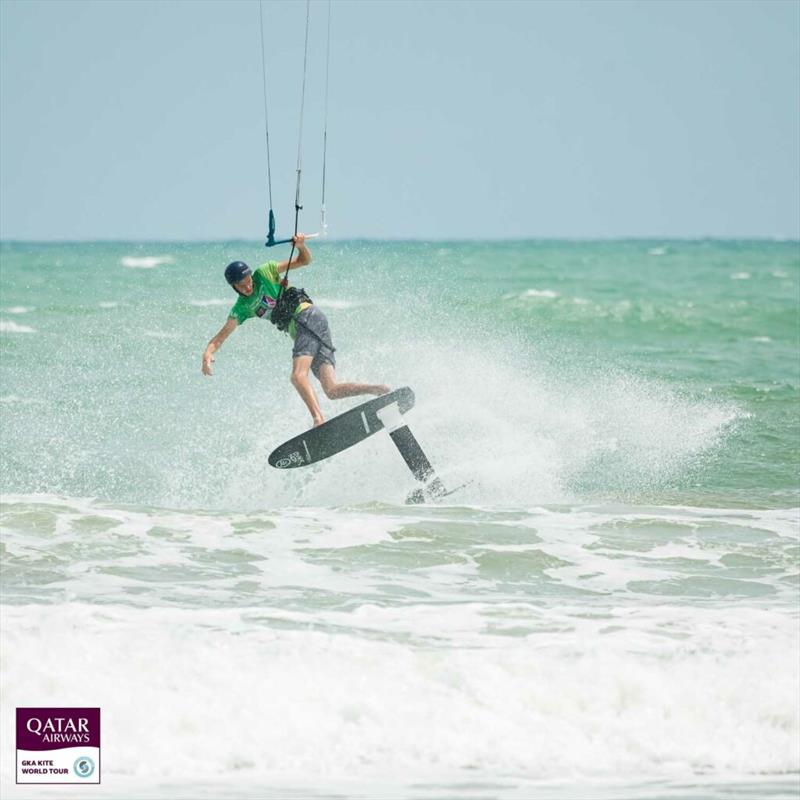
[{"xmin": 73, "ymin": 756, "xmax": 95, "ymax": 778}]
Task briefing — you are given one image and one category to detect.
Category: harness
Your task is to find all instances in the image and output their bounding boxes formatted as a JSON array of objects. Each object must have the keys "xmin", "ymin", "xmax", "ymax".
[
  {"xmin": 270, "ymin": 282, "xmax": 336, "ymax": 352},
  {"xmin": 269, "ymin": 285, "xmax": 312, "ymax": 332}
]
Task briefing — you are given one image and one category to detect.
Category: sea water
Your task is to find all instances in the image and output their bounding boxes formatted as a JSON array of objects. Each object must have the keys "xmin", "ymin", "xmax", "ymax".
[{"xmin": 1, "ymin": 240, "xmax": 798, "ymax": 799}]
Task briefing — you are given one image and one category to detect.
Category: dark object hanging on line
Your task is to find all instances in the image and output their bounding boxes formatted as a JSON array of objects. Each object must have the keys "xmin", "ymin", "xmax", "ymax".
[{"xmin": 265, "ymin": 209, "xmax": 293, "ymax": 248}]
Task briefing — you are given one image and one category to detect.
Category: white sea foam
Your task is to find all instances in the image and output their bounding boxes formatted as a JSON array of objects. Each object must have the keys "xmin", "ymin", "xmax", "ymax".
[
  {"xmin": 730, "ymin": 272, "xmax": 751, "ymax": 280},
  {"xmin": 189, "ymin": 299, "xmax": 229, "ymax": 307},
  {"xmin": 648, "ymin": 247, "xmax": 667, "ymax": 256},
  {"xmin": 142, "ymin": 330, "xmax": 181, "ymax": 339},
  {"xmin": 314, "ymin": 297, "xmax": 360, "ymax": 309},
  {"xmin": 0, "ymin": 395, "xmax": 45, "ymax": 405},
  {"xmin": 120, "ymin": 256, "xmax": 174, "ymax": 269},
  {"xmin": 4, "ymin": 494, "xmax": 796, "ymax": 617},
  {"xmin": 1, "ymin": 494, "xmax": 796, "ymax": 794},
  {"xmin": 3, "ymin": 306, "xmax": 32, "ymax": 314},
  {"xmin": 523, "ymin": 289, "xmax": 559, "ymax": 299},
  {"xmin": 0, "ymin": 602, "xmax": 796, "ymax": 788},
  {"xmin": 99, "ymin": 301, "xmax": 119, "ymax": 309},
  {"xmin": 0, "ymin": 320, "xmax": 35, "ymax": 333}
]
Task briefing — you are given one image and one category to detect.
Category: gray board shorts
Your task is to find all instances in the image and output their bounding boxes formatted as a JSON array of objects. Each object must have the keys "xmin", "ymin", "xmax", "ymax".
[{"xmin": 291, "ymin": 305, "xmax": 336, "ymax": 378}]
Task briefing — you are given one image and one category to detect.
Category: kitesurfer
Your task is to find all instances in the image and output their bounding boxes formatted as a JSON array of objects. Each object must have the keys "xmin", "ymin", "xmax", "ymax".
[{"xmin": 201, "ymin": 234, "xmax": 389, "ymax": 426}]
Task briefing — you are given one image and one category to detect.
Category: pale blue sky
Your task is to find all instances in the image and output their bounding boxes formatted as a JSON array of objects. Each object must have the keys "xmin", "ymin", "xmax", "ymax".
[{"xmin": 1, "ymin": 0, "xmax": 798, "ymax": 240}]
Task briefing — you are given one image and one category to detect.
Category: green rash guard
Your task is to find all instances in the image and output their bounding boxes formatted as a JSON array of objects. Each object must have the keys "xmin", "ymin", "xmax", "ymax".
[{"xmin": 227, "ymin": 262, "xmax": 309, "ymax": 338}]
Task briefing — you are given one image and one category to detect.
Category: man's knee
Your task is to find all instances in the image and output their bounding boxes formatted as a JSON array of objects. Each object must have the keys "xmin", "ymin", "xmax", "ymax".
[
  {"xmin": 317, "ymin": 372, "xmax": 335, "ymax": 397},
  {"xmin": 291, "ymin": 362, "xmax": 311, "ymax": 387},
  {"xmin": 316, "ymin": 365, "xmax": 337, "ymax": 398}
]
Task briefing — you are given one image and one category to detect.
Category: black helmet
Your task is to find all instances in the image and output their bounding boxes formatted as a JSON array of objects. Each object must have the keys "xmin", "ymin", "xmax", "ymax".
[{"xmin": 224, "ymin": 261, "xmax": 251, "ymax": 286}]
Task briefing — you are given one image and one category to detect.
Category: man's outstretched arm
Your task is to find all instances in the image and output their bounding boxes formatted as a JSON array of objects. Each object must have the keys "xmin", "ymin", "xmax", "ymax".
[{"xmin": 202, "ymin": 317, "xmax": 238, "ymax": 375}]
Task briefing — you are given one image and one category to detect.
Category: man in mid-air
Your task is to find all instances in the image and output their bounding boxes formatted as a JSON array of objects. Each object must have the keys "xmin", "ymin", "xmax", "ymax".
[{"xmin": 201, "ymin": 234, "xmax": 388, "ymax": 427}]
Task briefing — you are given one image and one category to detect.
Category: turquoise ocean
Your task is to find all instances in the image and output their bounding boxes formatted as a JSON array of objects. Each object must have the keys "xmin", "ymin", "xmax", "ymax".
[{"xmin": 1, "ymin": 239, "xmax": 798, "ymax": 799}]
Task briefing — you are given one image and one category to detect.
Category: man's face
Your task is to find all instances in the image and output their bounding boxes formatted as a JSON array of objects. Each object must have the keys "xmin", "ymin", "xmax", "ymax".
[{"xmin": 234, "ymin": 275, "xmax": 254, "ymax": 296}]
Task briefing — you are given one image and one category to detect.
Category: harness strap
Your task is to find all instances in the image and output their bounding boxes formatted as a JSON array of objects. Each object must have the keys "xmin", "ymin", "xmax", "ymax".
[{"xmin": 270, "ymin": 287, "xmax": 336, "ymax": 352}]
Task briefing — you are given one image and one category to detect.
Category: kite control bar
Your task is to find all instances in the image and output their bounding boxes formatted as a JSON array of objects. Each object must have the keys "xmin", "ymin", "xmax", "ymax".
[{"xmin": 265, "ymin": 210, "xmax": 320, "ymax": 247}]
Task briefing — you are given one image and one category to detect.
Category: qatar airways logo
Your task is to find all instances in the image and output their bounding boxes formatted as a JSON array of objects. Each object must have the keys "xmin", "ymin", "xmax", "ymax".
[
  {"xmin": 17, "ymin": 708, "xmax": 101, "ymax": 784},
  {"xmin": 26, "ymin": 716, "xmax": 91, "ymax": 744}
]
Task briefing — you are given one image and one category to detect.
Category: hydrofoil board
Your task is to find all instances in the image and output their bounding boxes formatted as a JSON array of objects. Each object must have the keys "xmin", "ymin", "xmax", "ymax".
[{"xmin": 269, "ymin": 386, "xmax": 415, "ymax": 469}]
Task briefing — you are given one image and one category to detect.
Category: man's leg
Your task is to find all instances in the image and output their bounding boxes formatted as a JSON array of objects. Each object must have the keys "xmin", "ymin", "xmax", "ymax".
[
  {"xmin": 317, "ymin": 363, "xmax": 389, "ymax": 400},
  {"xmin": 291, "ymin": 356, "xmax": 325, "ymax": 426}
]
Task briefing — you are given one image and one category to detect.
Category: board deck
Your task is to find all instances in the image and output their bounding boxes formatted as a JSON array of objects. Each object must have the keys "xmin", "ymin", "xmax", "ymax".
[{"xmin": 268, "ymin": 386, "xmax": 415, "ymax": 469}]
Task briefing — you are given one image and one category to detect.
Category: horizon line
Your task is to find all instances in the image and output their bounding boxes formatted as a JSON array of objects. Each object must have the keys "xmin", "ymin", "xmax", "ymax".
[{"xmin": 1, "ymin": 235, "xmax": 798, "ymax": 245}]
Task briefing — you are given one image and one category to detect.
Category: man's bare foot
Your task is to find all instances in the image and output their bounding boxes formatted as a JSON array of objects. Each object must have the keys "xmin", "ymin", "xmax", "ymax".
[
  {"xmin": 372, "ymin": 384, "xmax": 390, "ymax": 395},
  {"xmin": 313, "ymin": 415, "xmax": 325, "ymax": 427}
]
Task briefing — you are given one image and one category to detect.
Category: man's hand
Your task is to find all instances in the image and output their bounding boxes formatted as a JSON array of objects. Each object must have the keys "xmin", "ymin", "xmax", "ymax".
[
  {"xmin": 201, "ymin": 319, "xmax": 236, "ymax": 376},
  {"xmin": 277, "ymin": 234, "xmax": 312, "ymax": 271}
]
